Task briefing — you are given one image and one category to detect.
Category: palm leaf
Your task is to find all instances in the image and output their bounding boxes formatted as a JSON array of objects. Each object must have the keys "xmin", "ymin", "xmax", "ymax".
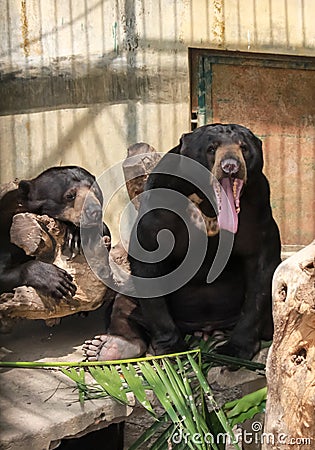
[
  {"xmin": 205, "ymin": 408, "xmax": 226, "ymax": 450},
  {"xmin": 120, "ymin": 363, "xmax": 156, "ymax": 417},
  {"xmin": 187, "ymin": 354, "xmax": 242, "ymax": 450},
  {"xmin": 149, "ymin": 423, "xmax": 176, "ymax": 450},
  {"xmin": 152, "ymin": 359, "xmax": 201, "ymax": 448},
  {"xmin": 88, "ymin": 366, "xmax": 128, "ymax": 404},
  {"xmin": 202, "ymin": 352, "xmax": 265, "ymax": 372},
  {"xmin": 224, "ymin": 386, "xmax": 267, "ymax": 427},
  {"xmin": 174, "ymin": 357, "xmax": 214, "ymax": 448},
  {"xmin": 61, "ymin": 367, "xmax": 86, "ymax": 404},
  {"xmin": 138, "ymin": 360, "xmax": 181, "ymax": 426}
]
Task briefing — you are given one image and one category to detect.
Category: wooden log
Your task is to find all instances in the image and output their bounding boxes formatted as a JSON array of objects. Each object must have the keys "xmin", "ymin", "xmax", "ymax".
[
  {"xmin": 123, "ymin": 142, "xmax": 161, "ymax": 210},
  {"xmin": 263, "ymin": 241, "xmax": 315, "ymax": 449}
]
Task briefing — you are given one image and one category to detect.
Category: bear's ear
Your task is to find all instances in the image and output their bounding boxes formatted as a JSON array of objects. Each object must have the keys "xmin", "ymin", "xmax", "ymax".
[
  {"xmin": 252, "ymin": 133, "xmax": 262, "ymax": 150},
  {"xmin": 179, "ymin": 129, "xmax": 209, "ymax": 167},
  {"xmin": 178, "ymin": 132, "xmax": 193, "ymax": 155},
  {"xmin": 178, "ymin": 127, "xmax": 206, "ymax": 155},
  {"xmin": 245, "ymin": 130, "xmax": 263, "ymax": 171},
  {"xmin": 18, "ymin": 180, "xmax": 32, "ymax": 199}
]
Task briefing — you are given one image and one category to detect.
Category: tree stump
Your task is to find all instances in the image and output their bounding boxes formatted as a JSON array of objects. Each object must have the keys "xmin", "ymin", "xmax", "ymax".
[{"xmin": 263, "ymin": 240, "xmax": 315, "ymax": 449}]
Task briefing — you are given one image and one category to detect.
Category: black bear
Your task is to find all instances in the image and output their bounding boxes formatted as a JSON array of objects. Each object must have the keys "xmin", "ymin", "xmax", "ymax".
[
  {"xmin": 84, "ymin": 126, "xmax": 281, "ymax": 362},
  {"xmin": 127, "ymin": 124, "xmax": 281, "ymax": 360},
  {"xmin": 0, "ymin": 166, "xmax": 110, "ymax": 300}
]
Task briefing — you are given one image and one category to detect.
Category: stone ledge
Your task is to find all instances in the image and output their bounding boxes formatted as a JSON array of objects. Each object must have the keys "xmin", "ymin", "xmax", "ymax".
[{"xmin": 0, "ymin": 308, "xmax": 132, "ymax": 450}]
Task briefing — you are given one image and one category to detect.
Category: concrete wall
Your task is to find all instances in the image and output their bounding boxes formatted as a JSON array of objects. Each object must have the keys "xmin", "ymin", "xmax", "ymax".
[{"xmin": 1, "ymin": 0, "xmax": 315, "ymax": 237}]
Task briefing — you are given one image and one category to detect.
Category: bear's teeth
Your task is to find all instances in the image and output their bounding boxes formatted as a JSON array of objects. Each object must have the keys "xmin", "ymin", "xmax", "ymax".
[
  {"xmin": 233, "ymin": 179, "xmax": 241, "ymax": 214},
  {"xmin": 233, "ymin": 179, "xmax": 238, "ymax": 199},
  {"xmin": 214, "ymin": 182, "xmax": 222, "ymax": 212}
]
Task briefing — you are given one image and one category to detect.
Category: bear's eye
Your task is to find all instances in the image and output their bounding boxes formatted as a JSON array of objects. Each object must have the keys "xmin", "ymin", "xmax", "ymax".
[
  {"xmin": 65, "ymin": 191, "xmax": 76, "ymax": 201},
  {"xmin": 240, "ymin": 144, "xmax": 249, "ymax": 155},
  {"xmin": 207, "ymin": 144, "xmax": 217, "ymax": 155}
]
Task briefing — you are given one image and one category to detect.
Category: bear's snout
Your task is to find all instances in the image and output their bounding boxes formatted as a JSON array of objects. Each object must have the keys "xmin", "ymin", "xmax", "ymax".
[
  {"xmin": 211, "ymin": 144, "xmax": 247, "ymax": 183},
  {"xmin": 80, "ymin": 189, "xmax": 103, "ymax": 228},
  {"xmin": 221, "ymin": 158, "xmax": 240, "ymax": 175},
  {"xmin": 84, "ymin": 202, "xmax": 103, "ymax": 223}
]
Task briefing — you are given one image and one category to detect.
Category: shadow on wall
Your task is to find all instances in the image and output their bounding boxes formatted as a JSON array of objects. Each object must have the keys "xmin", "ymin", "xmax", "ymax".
[{"xmin": 0, "ymin": 0, "xmax": 188, "ymax": 182}]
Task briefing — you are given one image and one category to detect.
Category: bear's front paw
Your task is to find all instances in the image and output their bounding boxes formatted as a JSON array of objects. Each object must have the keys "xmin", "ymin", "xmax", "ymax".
[{"xmin": 21, "ymin": 260, "xmax": 77, "ymax": 300}]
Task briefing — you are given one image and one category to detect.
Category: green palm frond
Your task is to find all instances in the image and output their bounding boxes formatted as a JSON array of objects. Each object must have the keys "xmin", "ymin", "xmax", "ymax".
[
  {"xmin": 224, "ymin": 386, "xmax": 267, "ymax": 427},
  {"xmin": 187, "ymin": 354, "xmax": 241, "ymax": 450},
  {"xmin": 88, "ymin": 365, "xmax": 128, "ymax": 404},
  {"xmin": 138, "ymin": 359, "xmax": 181, "ymax": 426},
  {"xmin": 61, "ymin": 367, "xmax": 86, "ymax": 404},
  {"xmin": 120, "ymin": 363, "xmax": 156, "ymax": 416},
  {"xmin": 0, "ymin": 347, "xmax": 266, "ymax": 449}
]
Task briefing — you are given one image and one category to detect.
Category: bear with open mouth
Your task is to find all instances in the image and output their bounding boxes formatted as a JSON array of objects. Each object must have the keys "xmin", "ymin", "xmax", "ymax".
[{"xmin": 84, "ymin": 125, "xmax": 282, "ymax": 362}]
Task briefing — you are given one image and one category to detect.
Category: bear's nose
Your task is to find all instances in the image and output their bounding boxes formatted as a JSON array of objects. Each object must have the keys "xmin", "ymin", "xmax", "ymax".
[
  {"xmin": 85, "ymin": 205, "xmax": 103, "ymax": 222},
  {"xmin": 221, "ymin": 158, "xmax": 240, "ymax": 175}
]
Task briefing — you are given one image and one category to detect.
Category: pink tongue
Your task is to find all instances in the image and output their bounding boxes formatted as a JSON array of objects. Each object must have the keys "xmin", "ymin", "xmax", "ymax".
[{"xmin": 218, "ymin": 178, "xmax": 238, "ymax": 234}]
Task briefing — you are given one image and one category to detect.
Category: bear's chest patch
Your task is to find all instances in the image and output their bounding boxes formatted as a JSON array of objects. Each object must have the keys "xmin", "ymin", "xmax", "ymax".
[{"xmin": 187, "ymin": 193, "xmax": 219, "ymax": 237}]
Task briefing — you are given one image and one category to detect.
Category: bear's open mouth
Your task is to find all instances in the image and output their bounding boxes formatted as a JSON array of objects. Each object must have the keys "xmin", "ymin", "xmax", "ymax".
[{"xmin": 213, "ymin": 177, "xmax": 244, "ymax": 234}]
